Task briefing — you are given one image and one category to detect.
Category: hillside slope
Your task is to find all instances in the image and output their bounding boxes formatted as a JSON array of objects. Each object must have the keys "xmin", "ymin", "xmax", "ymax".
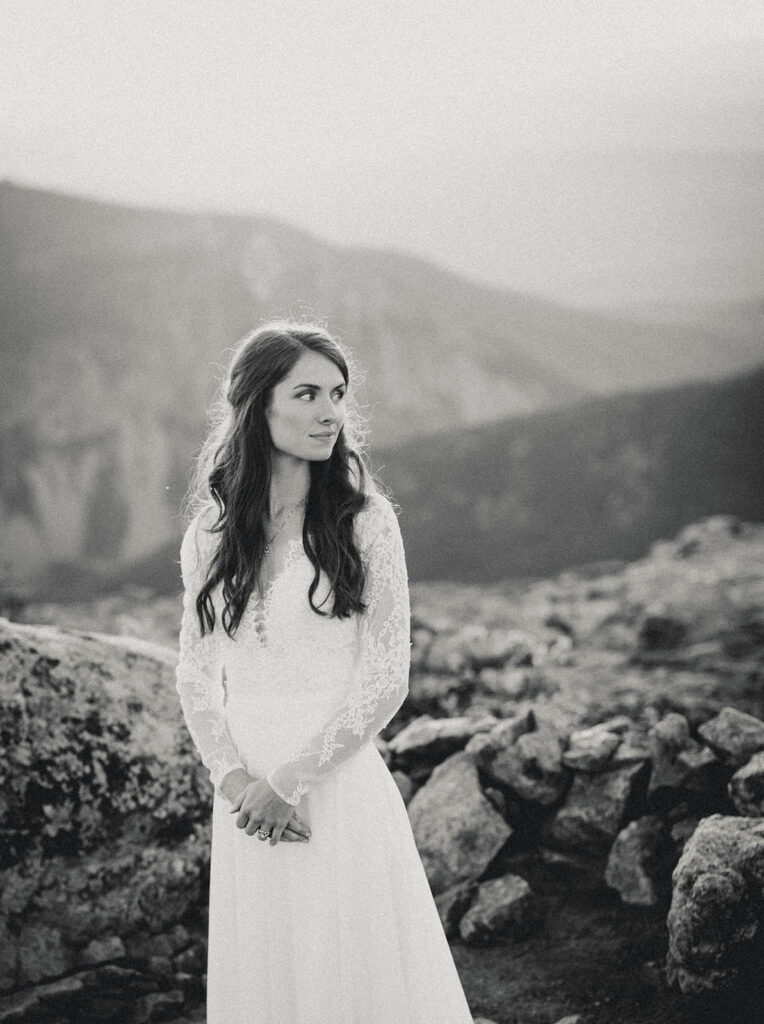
[{"xmin": 377, "ymin": 366, "xmax": 764, "ymax": 582}]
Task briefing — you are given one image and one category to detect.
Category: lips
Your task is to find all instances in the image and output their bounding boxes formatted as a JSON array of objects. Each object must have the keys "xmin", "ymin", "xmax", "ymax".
[{"xmin": 310, "ymin": 433, "xmax": 336, "ymax": 439}]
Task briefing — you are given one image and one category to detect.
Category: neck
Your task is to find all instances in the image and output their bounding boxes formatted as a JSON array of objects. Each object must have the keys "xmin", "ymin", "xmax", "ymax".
[{"xmin": 268, "ymin": 452, "xmax": 310, "ymax": 519}]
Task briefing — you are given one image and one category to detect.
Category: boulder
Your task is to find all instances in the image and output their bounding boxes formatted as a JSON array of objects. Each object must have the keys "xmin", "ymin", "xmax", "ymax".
[
  {"xmin": 0, "ymin": 617, "xmax": 210, "ymax": 992},
  {"xmin": 546, "ymin": 761, "xmax": 647, "ymax": 855},
  {"xmin": 473, "ymin": 711, "xmax": 570, "ymax": 805},
  {"xmin": 458, "ymin": 873, "xmax": 540, "ymax": 945},
  {"xmin": 604, "ymin": 815, "xmax": 673, "ymax": 905},
  {"xmin": 697, "ymin": 707, "xmax": 764, "ymax": 767},
  {"xmin": 648, "ymin": 713, "xmax": 719, "ymax": 794},
  {"xmin": 728, "ymin": 752, "xmax": 764, "ymax": 817},
  {"xmin": 667, "ymin": 814, "xmax": 764, "ymax": 995},
  {"xmin": 388, "ymin": 713, "xmax": 496, "ymax": 766},
  {"xmin": 407, "ymin": 752, "xmax": 512, "ymax": 895}
]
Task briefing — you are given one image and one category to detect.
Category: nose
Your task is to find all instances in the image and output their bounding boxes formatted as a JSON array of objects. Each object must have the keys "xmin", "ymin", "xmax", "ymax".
[{"xmin": 317, "ymin": 396, "xmax": 339, "ymax": 425}]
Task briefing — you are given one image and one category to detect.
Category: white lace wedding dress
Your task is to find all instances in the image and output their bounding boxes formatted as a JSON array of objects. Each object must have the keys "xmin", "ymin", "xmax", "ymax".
[{"xmin": 175, "ymin": 493, "xmax": 474, "ymax": 1024}]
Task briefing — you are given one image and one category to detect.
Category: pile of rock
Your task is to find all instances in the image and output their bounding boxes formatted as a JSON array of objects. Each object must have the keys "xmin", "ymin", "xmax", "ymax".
[{"xmin": 377, "ymin": 700, "xmax": 764, "ymax": 997}]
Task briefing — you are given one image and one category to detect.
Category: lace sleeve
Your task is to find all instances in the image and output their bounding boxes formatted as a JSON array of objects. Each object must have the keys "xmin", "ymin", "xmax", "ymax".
[
  {"xmin": 266, "ymin": 495, "xmax": 411, "ymax": 805},
  {"xmin": 175, "ymin": 514, "xmax": 246, "ymax": 796}
]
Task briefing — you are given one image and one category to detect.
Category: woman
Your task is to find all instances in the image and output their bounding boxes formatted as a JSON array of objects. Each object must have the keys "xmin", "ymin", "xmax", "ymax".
[{"xmin": 175, "ymin": 321, "xmax": 474, "ymax": 1023}]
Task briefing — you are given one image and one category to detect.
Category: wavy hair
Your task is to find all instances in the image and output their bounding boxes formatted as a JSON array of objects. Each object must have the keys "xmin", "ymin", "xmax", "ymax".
[{"xmin": 184, "ymin": 320, "xmax": 376, "ymax": 638}]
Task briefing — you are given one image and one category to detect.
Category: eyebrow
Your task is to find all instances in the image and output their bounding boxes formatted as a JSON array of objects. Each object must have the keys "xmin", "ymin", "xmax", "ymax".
[{"xmin": 291, "ymin": 382, "xmax": 346, "ymax": 390}]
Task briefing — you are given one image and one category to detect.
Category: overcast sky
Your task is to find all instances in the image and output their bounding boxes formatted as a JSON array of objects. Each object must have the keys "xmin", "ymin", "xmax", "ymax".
[{"xmin": 3, "ymin": 1, "xmax": 763, "ymax": 305}]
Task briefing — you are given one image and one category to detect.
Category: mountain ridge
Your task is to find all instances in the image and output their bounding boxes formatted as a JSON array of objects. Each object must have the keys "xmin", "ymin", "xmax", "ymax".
[{"xmin": 1, "ymin": 181, "xmax": 761, "ymax": 593}]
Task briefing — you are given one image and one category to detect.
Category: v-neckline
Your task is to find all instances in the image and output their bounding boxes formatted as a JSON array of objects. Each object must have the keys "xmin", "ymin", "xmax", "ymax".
[{"xmin": 248, "ymin": 537, "xmax": 304, "ymax": 640}]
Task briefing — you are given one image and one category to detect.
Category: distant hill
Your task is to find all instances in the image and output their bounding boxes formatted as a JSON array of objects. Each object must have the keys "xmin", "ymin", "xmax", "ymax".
[
  {"xmin": 377, "ymin": 366, "xmax": 764, "ymax": 582},
  {"xmin": 1, "ymin": 181, "xmax": 761, "ymax": 595},
  {"xmin": 95, "ymin": 366, "xmax": 763, "ymax": 599}
]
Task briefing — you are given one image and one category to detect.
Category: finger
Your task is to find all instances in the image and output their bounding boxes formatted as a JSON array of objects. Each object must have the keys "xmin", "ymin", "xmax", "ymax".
[
  {"xmin": 235, "ymin": 812, "xmax": 250, "ymax": 830},
  {"xmin": 270, "ymin": 823, "xmax": 286, "ymax": 847},
  {"xmin": 289, "ymin": 820, "xmax": 312, "ymax": 838},
  {"xmin": 290, "ymin": 814, "xmax": 312, "ymax": 837},
  {"xmin": 245, "ymin": 818, "xmax": 263, "ymax": 837},
  {"xmin": 282, "ymin": 826, "xmax": 309, "ymax": 843}
]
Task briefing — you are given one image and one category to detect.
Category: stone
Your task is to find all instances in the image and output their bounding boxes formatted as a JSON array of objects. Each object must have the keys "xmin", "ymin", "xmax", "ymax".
[
  {"xmin": 604, "ymin": 815, "xmax": 671, "ymax": 905},
  {"xmin": 388, "ymin": 714, "xmax": 495, "ymax": 765},
  {"xmin": 16, "ymin": 922, "xmax": 72, "ymax": 985},
  {"xmin": 392, "ymin": 770, "xmax": 414, "ymax": 805},
  {"xmin": 546, "ymin": 761, "xmax": 647, "ymax": 855},
  {"xmin": 407, "ymin": 752, "xmax": 512, "ymax": 895},
  {"xmin": 458, "ymin": 874, "xmax": 540, "ymax": 945},
  {"xmin": 477, "ymin": 713, "xmax": 570, "ymax": 805},
  {"xmin": 610, "ymin": 731, "xmax": 652, "ymax": 767},
  {"xmin": 434, "ymin": 879, "xmax": 478, "ymax": 938},
  {"xmin": 697, "ymin": 706, "xmax": 764, "ymax": 767},
  {"xmin": 79, "ymin": 935, "xmax": 127, "ymax": 965},
  {"xmin": 728, "ymin": 751, "xmax": 764, "ymax": 816},
  {"xmin": 562, "ymin": 724, "xmax": 621, "ymax": 771},
  {"xmin": 648, "ymin": 713, "xmax": 717, "ymax": 793},
  {"xmin": 666, "ymin": 814, "xmax": 764, "ymax": 994}
]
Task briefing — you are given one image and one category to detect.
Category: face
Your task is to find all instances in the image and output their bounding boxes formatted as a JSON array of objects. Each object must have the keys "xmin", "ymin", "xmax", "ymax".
[{"xmin": 265, "ymin": 350, "xmax": 347, "ymax": 462}]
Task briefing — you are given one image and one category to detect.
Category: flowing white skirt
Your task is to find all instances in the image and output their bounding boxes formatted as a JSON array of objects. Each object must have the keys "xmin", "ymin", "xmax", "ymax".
[{"xmin": 206, "ymin": 741, "xmax": 475, "ymax": 1024}]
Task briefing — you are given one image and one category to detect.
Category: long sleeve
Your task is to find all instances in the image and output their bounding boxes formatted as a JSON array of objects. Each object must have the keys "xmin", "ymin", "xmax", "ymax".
[
  {"xmin": 175, "ymin": 514, "xmax": 246, "ymax": 795},
  {"xmin": 266, "ymin": 495, "xmax": 411, "ymax": 805}
]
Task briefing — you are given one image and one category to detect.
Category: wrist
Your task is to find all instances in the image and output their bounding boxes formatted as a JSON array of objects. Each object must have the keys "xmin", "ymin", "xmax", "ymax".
[
  {"xmin": 220, "ymin": 767, "xmax": 253, "ymax": 802},
  {"xmin": 265, "ymin": 771, "xmax": 302, "ymax": 806}
]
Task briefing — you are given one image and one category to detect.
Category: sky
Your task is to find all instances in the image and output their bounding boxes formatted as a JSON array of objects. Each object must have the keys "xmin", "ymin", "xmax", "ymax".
[{"xmin": 3, "ymin": 1, "xmax": 764, "ymax": 306}]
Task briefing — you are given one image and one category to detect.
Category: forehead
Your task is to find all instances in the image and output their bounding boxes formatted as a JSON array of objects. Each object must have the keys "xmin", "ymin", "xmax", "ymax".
[{"xmin": 279, "ymin": 350, "xmax": 346, "ymax": 388}]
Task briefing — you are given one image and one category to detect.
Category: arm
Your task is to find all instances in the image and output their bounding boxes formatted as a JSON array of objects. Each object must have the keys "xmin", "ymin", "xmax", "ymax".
[
  {"xmin": 175, "ymin": 514, "xmax": 247, "ymax": 797},
  {"xmin": 266, "ymin": 495, "xmax": 411, "ymax": 805}
]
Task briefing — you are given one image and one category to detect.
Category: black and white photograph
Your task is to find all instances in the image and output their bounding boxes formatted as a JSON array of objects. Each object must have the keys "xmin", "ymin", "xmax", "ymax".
[{"xmin": 1, "ymin": 3, "xmax": 763, "ymax": 1023}]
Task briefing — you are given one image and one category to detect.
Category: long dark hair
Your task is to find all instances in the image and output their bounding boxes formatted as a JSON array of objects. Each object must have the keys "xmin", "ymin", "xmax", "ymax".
[{"xmin": 184, "ymin": 321, "xmax": 375, "ymax": 638}]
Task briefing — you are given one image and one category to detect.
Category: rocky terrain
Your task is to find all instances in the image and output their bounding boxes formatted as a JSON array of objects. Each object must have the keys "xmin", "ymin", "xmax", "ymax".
[{"xmin": 2, "ymin": 515, "xmax": 764, "ymax": 1023}]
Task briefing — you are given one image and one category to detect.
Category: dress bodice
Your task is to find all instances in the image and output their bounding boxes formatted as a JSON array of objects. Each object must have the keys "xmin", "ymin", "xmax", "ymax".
[{"xmin": 175, "ymin": 493, "xmax": 411, "ymax": 805}]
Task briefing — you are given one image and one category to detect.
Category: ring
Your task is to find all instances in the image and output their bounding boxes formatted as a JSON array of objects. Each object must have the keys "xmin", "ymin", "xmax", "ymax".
[{"xmin": 255, "ymin": 828, "xmax": 271, "ymax": 841}]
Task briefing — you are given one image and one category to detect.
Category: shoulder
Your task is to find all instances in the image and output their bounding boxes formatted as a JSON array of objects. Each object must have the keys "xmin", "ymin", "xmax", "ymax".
[
  {"xmin": 179, "ymin": 508, "xmax": 220, "ymax": 578},
  {"xmin": 354, "ymin": 491, "xmax": 401, "ymax": 552}
]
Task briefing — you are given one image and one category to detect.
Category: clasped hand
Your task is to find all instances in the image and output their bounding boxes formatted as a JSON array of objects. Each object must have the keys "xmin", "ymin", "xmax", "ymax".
[{"xmin": 229, "ymin": 776, "xmax": 311, "ymax": 847}]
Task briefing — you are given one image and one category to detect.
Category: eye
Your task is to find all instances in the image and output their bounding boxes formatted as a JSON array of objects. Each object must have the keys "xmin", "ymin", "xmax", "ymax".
[
  {"xmin": 333, "ymin": 389, "xmax": 346, "ymax": 403},
  {"xmin": 297, "ymin": 391, "xmax": 315, "ymax": 401}
]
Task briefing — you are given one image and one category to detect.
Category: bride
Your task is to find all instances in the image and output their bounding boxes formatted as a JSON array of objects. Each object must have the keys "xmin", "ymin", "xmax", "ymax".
[{"xmin": 175, "ymin": 321, "xmax": 474, "ymax": 1023}]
